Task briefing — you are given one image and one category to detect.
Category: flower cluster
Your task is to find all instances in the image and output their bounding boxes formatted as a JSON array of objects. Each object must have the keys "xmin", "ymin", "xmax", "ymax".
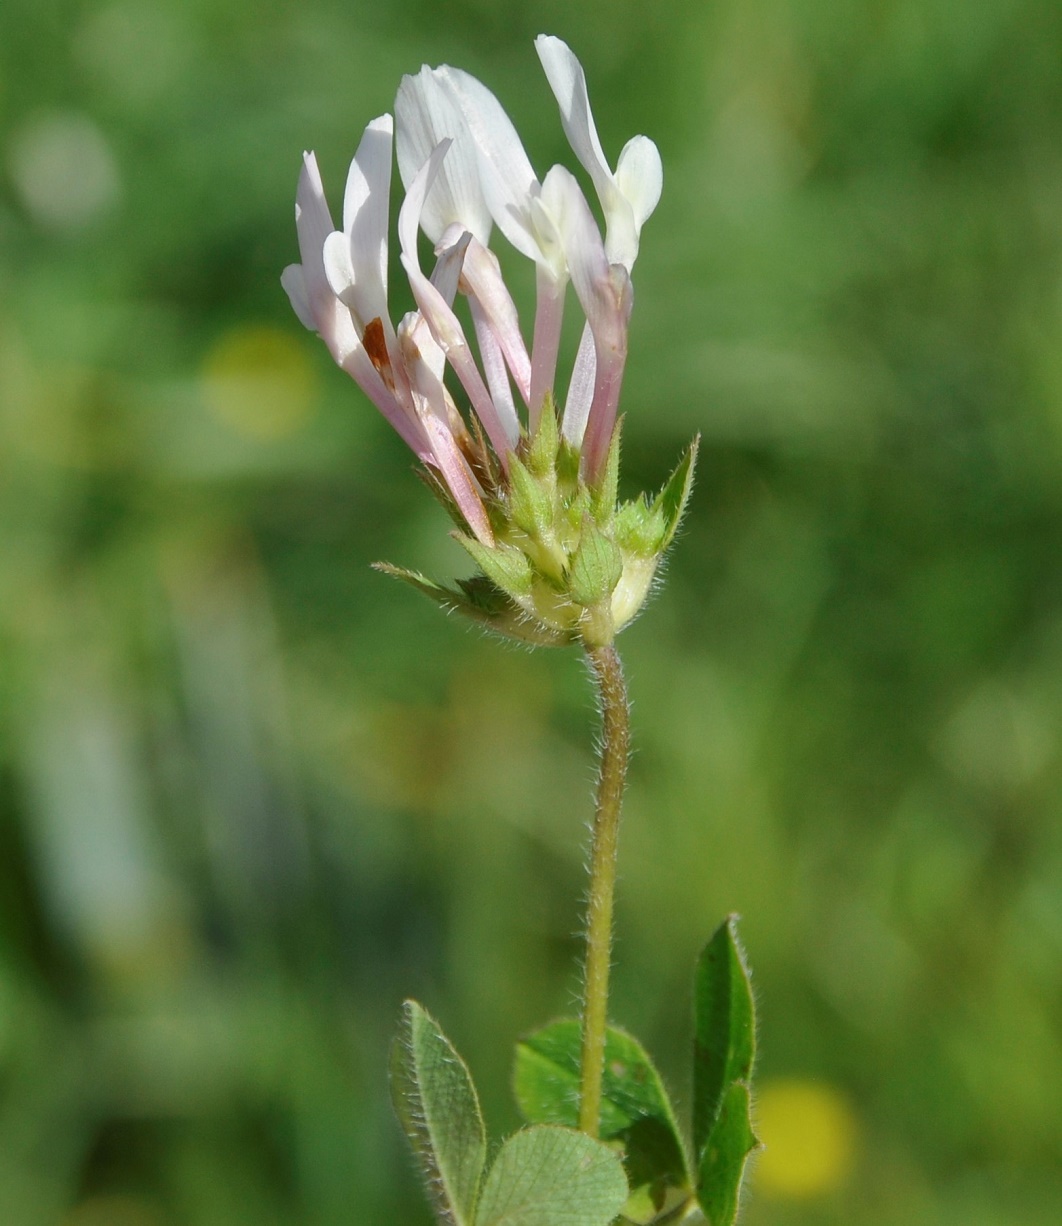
[{"xmin": 283, "ymin": 35, "xmax": 695, "ymax": 648}]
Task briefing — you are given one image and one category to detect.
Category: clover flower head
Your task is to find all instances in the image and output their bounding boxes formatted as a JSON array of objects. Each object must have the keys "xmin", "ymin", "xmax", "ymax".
[{"xmin": 282, "ymin": 36, "xmax": 694, "ymax": 647}]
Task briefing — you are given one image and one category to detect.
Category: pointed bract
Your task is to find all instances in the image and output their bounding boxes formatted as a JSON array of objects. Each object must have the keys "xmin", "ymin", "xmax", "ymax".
[{"xmin": 653, "ymin": 434, "xmax": 700, "ymax": 553}]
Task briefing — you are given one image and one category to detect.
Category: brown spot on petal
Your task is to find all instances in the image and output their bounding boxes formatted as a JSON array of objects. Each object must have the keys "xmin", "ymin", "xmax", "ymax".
[{"xmin": 362, "ymin": 317, "xmax": 395, "ymax": 391}]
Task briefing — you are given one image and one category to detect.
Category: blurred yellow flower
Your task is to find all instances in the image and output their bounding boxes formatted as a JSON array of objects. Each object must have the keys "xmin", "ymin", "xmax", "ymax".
[
  {"xmin": 201, "ymin": 324, "xmax": 316, "ymax": 440},
  {"xmin": 754, "ymin": 1077, "xmax": 857, "ymax": 1199}
]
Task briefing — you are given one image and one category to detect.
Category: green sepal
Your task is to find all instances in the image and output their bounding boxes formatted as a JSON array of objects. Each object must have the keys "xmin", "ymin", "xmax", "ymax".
[
  {"xmin": 514, "ymin": 1020, "xmax": 691, "ymax": 1223},
  {"xmin": 693, "ymin": 917, "xmax": 759, "ymax": 1226},
  {"xmin": 695, "ymin": 1082, "xmax": 758, "ymax": 1226},
  {"xmin": 590, "ymin": 416, "xmax": 623, "ymax": 525},
  {"xmin": 455, "ymin": 534, "xmax": 534, "ymax": 600},
  {"xmin": 613, "ymin": 495, "xmax": 666, "ymax": 557},
  {"xmin": 474, "ymin": 1125, "xmax": 628, "ymax": 1226},
  {"xmin": 392, "ymin": 424, "xmax": 697, "ymax": 653},
  {"xmin": 563, "ymin": 485, "xmax": 593, "ymax": 533},
  {"xmin": 507, "ymin": 453, "xmax": 554, "ymax": 539},
  {"xmin": 568, "ymin": 519, "xmax": 623, "ymax": 607},
  {"xmin": 556, "ymin": 435, "xmax": 582, "ymax": 491},
  {"xmin": 651, "ymin": 435, "xmax": 699, "ymax": 553},
  {"xmin": 526, "ymin": 391, "xmax": 560, "ymax": 478},
  {"xmin": 390, "ymin": 1000, "xmax": 486, "ymax": 1226},
  {"xmin": 466, "ymin": 413, "xmax": 503, "ymax": 498}
]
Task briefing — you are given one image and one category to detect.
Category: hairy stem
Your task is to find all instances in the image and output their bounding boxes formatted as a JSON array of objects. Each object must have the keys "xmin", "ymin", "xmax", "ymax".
[{"xmin": 579, "ymin": 642, "xmax": 631, "ymax": 1136}]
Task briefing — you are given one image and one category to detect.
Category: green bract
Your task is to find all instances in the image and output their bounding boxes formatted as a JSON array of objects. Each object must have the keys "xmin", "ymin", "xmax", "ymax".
[{"xmin": 378, "ymin": 396, "xmax": 699, "ymax": 649}]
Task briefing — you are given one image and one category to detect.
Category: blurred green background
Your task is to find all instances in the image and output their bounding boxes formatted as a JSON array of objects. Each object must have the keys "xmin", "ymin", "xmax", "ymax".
[{"xmin": 2, "ymin": 0, "xmax": 1061, "ymax": 1222}]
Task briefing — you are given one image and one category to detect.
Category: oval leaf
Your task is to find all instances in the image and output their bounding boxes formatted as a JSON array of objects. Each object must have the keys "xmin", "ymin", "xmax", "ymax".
[
  {"xmin": 474, "ymin": 1125, "xmax": 627, "ymax": 1226},
  {"xmin": 514, "ymin": 1020, "xmax": 689, "ymax": 1221},
  {"xmin": 390, "ymin": 1000, "xmax": 486, "ymax": 1225}
]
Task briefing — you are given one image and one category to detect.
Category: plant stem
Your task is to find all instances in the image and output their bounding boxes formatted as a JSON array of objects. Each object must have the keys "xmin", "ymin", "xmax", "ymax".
[{"xmin": 579, "ymin": 642, "xmax": 631, "ymax": 1137}]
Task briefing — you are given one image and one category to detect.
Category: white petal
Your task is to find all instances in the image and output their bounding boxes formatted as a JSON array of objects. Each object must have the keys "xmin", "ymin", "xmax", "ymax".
[
  {"xmin": 342, "ymin": 114, "xmax": 393, "ymax": 324},
  {"xmin": 294, "ymin": 151, "xmax": 337, "ymax": 310},
  {"xmin": 396, "ymin": 67, "xmax": 492, "ymax": 245},
  {"xmin": 470, "ymin": 296, "xmax": 518, "ymax": 437},
  {"xmin": 322, "ymin": 229, "xmax": 356, "ymax": 302},
  {"xmin": 343, "ymin": 114, "xmax": 392, "ymax": 234},
  {"xmin": 398, "ymin": 141, "xmax": 444, "ymax": 265},
  {"xmin": 343, "ymin": 340, "xmax": 429, "ymax": 457},
  {"xmin": 280, "ymin": 263, "xmax": 315, "ymax": 331},
  {"xmin": 293, "ymin": 152, "xmax": 360, "ymax": 364},
  {"xmin": 602, "ymin": 191, "xmax": 639, "ymax": 271},
  {"xmin": 562, "ymin": 320, "xmax": 596, "ymax": 445},
  {"xmin": 421, "ymin": 413, "xmax": 495, "ymax": 546},
  {"xmin": 534, "ymin": 35, "xmax": 613, "ymax": 202},
  {"xmin": 535, "ymin": 166, "xmax": 575, "ymax": 280},
  {"xmin": 534, "ymin": 39, "xmax": 635, "ymax": 265},
  {"xmin": 615, "ymin": 135, "xmax": 662, "ymax": 228},
  {"xmin": 399, "ymin": 310, "xmax": 445, "ymax": 383},
  {"xmin": 547, "ymin": 167, "xmax": 632, "ymax": 473},
  {"xmin": 529, "ymin": 264, "xmax": 566, "ymax": 426},
  {"xmin": 439, "ymin": 64, "xmax": 542, "ymax": 263},
  {"xmin": 547, "ymin": 168, "xmax": 614, "ymax": 341},
  {"xmin": 400, "ymin": 143, "xmax": 519, "ymax": 456},
  {"xmin": 430, "ymin": 223, "xmax": 470, "ymax": 306},
  {"xmin": 536, "ymin": 37, "xmax": 661, "ymax": 271},
  {"xmin": 399, "ymin": 320, "xmax": 495, "ymax": 545},
  {"xmin": 398, "ymin": 142, "xmax": 462, "ymax": 350},
  {"xmin": 287, "ymin": 155, "xmax": 425, "ymax": 456},
  {"xmin": 400, "ymin": 320, "xmax": 450, "ymax": 416},
  {"xmin": 459, "ymin": 236, "xmax": 531, "ymax": 405}
]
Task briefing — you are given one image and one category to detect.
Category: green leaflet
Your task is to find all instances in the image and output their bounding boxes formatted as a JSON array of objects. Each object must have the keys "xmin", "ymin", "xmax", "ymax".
[
  {"xmin": 474, "ymin": 1125, "xmax": 628, "ymax": 1226},
  {"xmin": 391, "ymin": 929, "xmax": 759, "ymax": 1226},
  {"xmin": 392, "ymin": 1004, "xmax": 629, "ymax": 1226},
  {"xmin": 692, "ymin": 917, "xmax": 759, "ymax": 1226},
  {"xmin": 514, "ymin": 1020, "xmax": 690, "ymax": 1223},
  {"xmin": 390, "ymin": 1001, "xmax": 486, "ymax": 1226},
  {"xmin": 696, "ymin": 1082, "xmax": 757, "ymax": 1226},
  {"xmin": 692, "ymin": 917, "xmax": 755, "ymax": 1151}
]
